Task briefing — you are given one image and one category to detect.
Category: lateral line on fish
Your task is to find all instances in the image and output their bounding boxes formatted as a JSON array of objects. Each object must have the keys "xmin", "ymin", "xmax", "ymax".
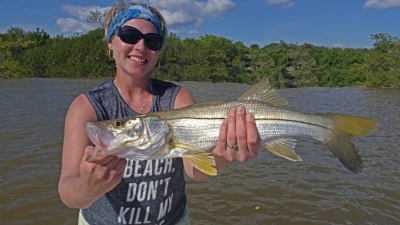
[
  {"xmin": 261, "ymin": 118, "xmax": 330, "ymax": 129},
  {"xmin": 169, "ymin": 117, "xmax": 331, "ymax": 131}
]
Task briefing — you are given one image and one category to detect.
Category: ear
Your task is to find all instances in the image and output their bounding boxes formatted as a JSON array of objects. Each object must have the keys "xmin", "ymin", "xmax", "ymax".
[{"xmin": 108, "ymin": 42, "xmax": 113, "ymax": 51}]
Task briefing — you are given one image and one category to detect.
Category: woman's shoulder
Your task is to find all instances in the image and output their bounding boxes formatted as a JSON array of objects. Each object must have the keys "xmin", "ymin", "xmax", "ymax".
[
  {"xmin": 72, "ymin": 92, "xmax": 95, "ymax": 108},
  {"xmin": 83, "ymin": 79, "xmax": 118, "ymax": 107},
  {"xmin": 67, "ymin": 93, "xmax": 97, "ymax": 122},
  {"xmin": 85, "ymin": 79, "xmax": 115, "ymax": 95}
]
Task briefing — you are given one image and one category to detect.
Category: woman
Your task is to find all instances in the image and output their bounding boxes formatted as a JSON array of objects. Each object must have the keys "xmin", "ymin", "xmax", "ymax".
[{"xmin": 58, "ymin": 2, "xmax": 260, "ymax": 225}]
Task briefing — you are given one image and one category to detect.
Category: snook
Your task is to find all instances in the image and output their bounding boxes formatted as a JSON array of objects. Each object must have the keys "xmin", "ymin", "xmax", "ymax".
[{"xmin": 85, "ymin": 78, "xmax": 377, "ymax": 175}]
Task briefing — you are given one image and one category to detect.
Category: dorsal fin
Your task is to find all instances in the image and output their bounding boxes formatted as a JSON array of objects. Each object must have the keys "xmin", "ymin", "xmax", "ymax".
[{"xmin": 237, "ymin": 77, "xmax": 288, "ymax": 106}]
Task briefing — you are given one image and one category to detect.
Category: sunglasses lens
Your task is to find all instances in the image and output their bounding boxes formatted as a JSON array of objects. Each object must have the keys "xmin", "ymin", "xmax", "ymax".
[
  {"xmin": 118, "ymin": 27, "xmax": 163, "ymax": 51},
  {"xmin": 143, "ymin": 34, "xmax": 163, "ymax": 51},
  {"xmin": 119, "ymin": 27, "xmax": 142, "ymax": 45}
]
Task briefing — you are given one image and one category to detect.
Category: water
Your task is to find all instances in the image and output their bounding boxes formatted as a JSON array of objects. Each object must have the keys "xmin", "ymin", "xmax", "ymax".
[{"xmin": 0, "ymin": 78, "xmax": 399, "ymax": 225}]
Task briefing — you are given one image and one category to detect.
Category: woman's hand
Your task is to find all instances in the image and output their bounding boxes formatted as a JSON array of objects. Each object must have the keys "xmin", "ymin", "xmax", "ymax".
[
  {"xmin": 213, "ymin": 107, "xmax": 260, "ymax": 162},
  {"xmin": 78, "ymin": 146, "xmax": 127, "ymax": 200},
  {"xmin": 178, "ymin": 87, "xmax": 260, "ymax": 181}
]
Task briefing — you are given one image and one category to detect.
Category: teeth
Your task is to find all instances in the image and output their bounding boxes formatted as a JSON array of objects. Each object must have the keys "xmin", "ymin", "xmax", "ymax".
[{"xmin": 130, "ymin": 56, "xmax": 145, "ymax": 62}]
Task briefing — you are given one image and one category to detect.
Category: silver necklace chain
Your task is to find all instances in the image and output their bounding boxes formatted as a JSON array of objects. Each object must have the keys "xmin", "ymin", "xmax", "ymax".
[{"xmin": 115, "ymin": 83, "xmax": 151, "ymax": 114}]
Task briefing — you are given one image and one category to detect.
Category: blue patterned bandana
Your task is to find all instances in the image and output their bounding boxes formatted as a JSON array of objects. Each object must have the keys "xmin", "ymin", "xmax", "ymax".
[{"xmin": 106, "ymin": 5, "xmax": 162, "ymax": 43}]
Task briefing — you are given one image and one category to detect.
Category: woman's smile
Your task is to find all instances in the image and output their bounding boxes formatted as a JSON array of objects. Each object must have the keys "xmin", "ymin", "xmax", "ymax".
[{"xmin": 129, "ymin": 56, "xmax": 146, "ymax": 63}]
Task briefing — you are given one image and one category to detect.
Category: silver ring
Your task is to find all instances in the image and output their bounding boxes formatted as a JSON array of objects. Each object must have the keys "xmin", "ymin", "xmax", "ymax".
[{"xmin": 227, "ymin": 143, "xmax": 238, "ymax": 149}]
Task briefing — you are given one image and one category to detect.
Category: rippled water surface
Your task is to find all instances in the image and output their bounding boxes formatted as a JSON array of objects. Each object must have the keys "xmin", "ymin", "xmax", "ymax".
[{"xmin": 1, "ymin": 78, "xmax": 399, "ymax": 224}]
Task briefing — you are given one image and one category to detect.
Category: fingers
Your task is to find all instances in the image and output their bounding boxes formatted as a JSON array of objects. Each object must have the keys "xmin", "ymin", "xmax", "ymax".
[
  {"xmin": 214, "ymin": 118, "xmax": 229, "ymax": 157},
  {"xmin": 114, "ymin": 158, "xmax": 128, "ymax": 174},
  {"xmin": 235, "ymin": 107, "xmax": 247, "ymax": 152},
  {"xmin": 214, "ymin": 113, "xmax": 236, "ymax": 161},
  {"xmin": 214, "ymin": 107, "xmax": 260, "ymax": 162},
  {"xmin": 104, "ymin": 157, "xmax": 127, "ymax": 172},
  {"xmin": 82, "ymin": 146, "xmax": 95, "ymax": 162},
  {"xmin": 82, "ymin": 146, "xmax": 126, "ymax": 172},
  {"xmin": 227, "ymin": 108, "xmax": 237, "ymax": 149},
  {"xmin": 246, "ymin": 114, "xmax": 260, "ymax": 158},
  {"xmin": 78, "ymin": 147, "xmax": 126, "ymax": 198}
]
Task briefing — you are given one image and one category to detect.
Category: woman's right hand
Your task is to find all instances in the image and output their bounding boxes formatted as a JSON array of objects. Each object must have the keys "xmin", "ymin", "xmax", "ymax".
[
  {"xmin": 78, "ymin": 146, "xmax": 127, "ymax": 199},
  {"xmin": 59, "ymin": 93, "xmax": 127, "ymax": 209}
]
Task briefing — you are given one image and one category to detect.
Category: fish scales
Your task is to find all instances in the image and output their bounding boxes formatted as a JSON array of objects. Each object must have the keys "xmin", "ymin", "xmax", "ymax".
[
  {"xmin": 162, "ymin": 103, "xmax": 334, "ymax": 148},
  {"xmin": 85, "ymin": 78, "xmax": 377, "ymax": 175},
  {"xmin": 151, "ymin": 100, "xmax": 334, "ymax": 130}
]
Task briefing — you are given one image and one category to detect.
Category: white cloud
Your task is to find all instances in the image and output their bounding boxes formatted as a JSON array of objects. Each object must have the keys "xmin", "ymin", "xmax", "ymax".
[
  {"xmin": 282, "ymin": 2, "xmax": 296, "ymax": 8},
  {"xmin": 57, "ymin": 1, "xmax": 235, "ymax": 34},
  {"xmin": 61, "ymin": 5, "xmax": 110, "ymax": 21},
  {"xmin": 363, "ymin": 0, "xmax": 400, "ymax": 9},
  {"xmin": 169, "ymin": 29, "xmax": 199, "ymax": 35},
  {"xmin": 57, "ymin": 5, "xmax": 110, "ymax": 33},
  {"xmin": 148, "ymin": 0, "xmax": 236, "ymax": 27},
  {"xmin": 184, "ymin": 30, "xmax": 200, "ymax": 35},
  {"xmin": 267, "ymin": 0, "xmax": 289, "ymax": 4},
  {"xmin": 332, "ymin": 44, "xmax": 343, "ymax": 48},
  {"xmin": 266, "ymin": 0, "xmax": 296, "ymax": 8},
  {"xmin": 56, "ymin": 18, "xmax": 98, "ymax": 33}
]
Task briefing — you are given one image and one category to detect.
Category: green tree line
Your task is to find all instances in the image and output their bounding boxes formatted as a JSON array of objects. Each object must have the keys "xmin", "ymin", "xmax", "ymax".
[{"xmin": 0, "ymin": 27, "xmax": 399, "ymax": 88}]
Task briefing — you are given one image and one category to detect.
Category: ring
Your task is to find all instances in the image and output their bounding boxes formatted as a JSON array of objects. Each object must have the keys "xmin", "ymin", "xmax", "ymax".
[{"xmin": 227, "ymin": 143, "xmax": 238, "ymax": 149}]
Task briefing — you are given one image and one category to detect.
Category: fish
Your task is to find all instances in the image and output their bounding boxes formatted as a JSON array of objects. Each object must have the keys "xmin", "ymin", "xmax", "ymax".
[{"xmin": 84, "ymin": 78, "xmax": 377, "ymax": 176}]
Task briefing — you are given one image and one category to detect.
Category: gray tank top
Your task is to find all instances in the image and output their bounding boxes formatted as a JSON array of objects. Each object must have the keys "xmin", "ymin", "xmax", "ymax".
[{"xmin": 82, "ymin": 79, "xmax": 187, "ymax": 225}]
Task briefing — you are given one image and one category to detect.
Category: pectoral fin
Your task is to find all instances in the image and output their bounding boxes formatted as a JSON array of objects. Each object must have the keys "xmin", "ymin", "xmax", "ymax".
[
  {"xmin": 182, "ymin": 154, "xmax": 217, "ymax": 176},
  {"xmin": 170, "ymin": 142, "xmax": 217, "ymax": 176},
  {"xmin": 263, "ymin": 138, "xmax": 302, "ymax": 161}
]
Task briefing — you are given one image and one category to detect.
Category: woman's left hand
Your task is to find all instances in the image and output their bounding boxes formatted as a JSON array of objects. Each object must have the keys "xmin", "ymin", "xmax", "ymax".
[{"xmin": 213, "ymin": 107, "xmax": 260, "ymax": 162}]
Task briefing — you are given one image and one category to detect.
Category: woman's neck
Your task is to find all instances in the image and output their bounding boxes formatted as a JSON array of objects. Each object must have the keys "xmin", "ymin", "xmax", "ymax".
[
  {"xmin": 114, "ymin": 75, "xmax": 153, "ymax": 113},
  {"xmin": 114, "ymin": 74, "xmax": 151, "ymax": 94}
]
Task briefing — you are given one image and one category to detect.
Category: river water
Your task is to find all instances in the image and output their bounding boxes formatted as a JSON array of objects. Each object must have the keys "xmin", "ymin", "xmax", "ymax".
[{"xmin": 0, "ymin": 78, "xmax": 399, "ymax": 225}]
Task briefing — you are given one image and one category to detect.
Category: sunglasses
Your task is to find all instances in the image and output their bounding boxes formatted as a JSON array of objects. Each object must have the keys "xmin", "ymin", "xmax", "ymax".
[{"xmin": 116, "ymin": 26, "xmax": 163, "ymax": 51}]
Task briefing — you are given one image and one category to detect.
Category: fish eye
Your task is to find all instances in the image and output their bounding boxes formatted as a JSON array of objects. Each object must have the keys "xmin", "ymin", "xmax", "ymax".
[{"xmin": 114, "ymin": 120, "xmax": 124, "ymax": 128}]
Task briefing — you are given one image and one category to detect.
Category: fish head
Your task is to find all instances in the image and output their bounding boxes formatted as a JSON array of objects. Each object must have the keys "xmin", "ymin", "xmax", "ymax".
[
  {"xmin": 84, "ymin": 116, "xmax": 171, "ymax": 161},
  {"xmin": 84, "ymin": 117, "xmax": 144, "ymax": 160}
]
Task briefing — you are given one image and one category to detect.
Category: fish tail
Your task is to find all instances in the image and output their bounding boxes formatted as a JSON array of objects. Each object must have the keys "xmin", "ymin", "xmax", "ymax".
[
  {"xmin": 326, "ymin": 114, "xmax": 378, "ymax": 137},
  {"xmin": 321, "ymin": 114, "xmax": 377, "ymax": 173},
  {"xmin": 324, "ymin": 130, "xmax": 363, "ymax": 173}
]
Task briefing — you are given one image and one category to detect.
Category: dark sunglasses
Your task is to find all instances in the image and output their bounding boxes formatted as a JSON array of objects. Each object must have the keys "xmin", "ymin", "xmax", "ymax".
[{"xmin": 116, "ymin": 26, "xmax": 163, "ymax": 51}]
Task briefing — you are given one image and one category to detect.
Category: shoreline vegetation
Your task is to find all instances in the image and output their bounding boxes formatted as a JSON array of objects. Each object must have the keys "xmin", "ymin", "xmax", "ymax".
[{"xmin": 1, "ymin": 27, "xmax": 399, "ymax": 88}]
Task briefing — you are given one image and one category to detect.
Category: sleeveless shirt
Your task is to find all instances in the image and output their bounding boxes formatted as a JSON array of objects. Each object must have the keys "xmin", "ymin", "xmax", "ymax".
[{"xmin": 82, "ymin": 79, "xmax": 187, "ymax": 225}]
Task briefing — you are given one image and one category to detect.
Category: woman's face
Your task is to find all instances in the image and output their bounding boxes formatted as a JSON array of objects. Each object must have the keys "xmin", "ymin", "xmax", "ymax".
[{"xmin": 108, "ymin": 19, "xmax": 160, "ymax": 78}]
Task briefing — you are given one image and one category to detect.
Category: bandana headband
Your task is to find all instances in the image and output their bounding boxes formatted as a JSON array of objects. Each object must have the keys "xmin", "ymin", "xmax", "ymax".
[{"xmin": 106, "ymin": 5, "xmax": 162, "ymax": 43}]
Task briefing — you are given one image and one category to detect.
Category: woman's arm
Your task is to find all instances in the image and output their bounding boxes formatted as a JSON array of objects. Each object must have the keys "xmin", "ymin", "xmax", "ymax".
[
  {"xmin": 174, "ymin": 88, "xmax": 260, "ymax": 182},
  {"xmin": 58, "ymin": 94, "xmax": 127, "ymax": 209}
]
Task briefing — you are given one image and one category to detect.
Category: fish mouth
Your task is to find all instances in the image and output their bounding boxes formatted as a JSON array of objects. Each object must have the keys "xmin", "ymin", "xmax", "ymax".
[{"xmin": 84, "ymin": 122, "xmax": 117, "ymax": 161}]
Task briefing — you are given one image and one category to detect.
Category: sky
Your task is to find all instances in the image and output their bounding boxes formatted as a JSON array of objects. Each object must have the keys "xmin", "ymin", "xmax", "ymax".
[{"xmin": 1, "ymin": 0, "xmax": 400, "ymax": 49}]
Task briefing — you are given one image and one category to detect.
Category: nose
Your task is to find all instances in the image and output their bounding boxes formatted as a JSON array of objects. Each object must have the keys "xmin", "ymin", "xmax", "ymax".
[{"xmin": 133, "ymin": 38, "xmax": 147, "ymax": 51}]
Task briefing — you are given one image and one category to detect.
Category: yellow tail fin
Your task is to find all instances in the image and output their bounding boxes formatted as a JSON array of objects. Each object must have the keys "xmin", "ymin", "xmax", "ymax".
[
  {"xmin": 320, "ymin": 114, "xmax": 377, "ymax": 173},
  {"xmin": 324, "ymin": 114, "xmax": 378, "ymax": 137},
  {"xmin": 324, "ymin": 130, "xmax": 363, "ymax": 173}
]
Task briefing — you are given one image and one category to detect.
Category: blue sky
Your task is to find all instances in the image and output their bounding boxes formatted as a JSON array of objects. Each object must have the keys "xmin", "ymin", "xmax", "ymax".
[{"xmin": 1, "ymin": 0, "xmax": 399, "ymax": 48}]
